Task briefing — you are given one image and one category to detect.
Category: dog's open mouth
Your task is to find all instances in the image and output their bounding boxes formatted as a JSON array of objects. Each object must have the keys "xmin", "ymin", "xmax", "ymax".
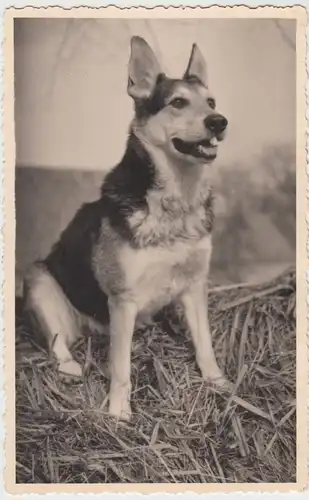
[{"xmin": 172, "ymin": 138, "xmax": 217, "ymax": 161}]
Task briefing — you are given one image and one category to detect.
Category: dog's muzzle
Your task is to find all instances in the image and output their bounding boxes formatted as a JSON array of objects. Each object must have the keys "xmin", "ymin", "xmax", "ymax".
[{"xmin": 172, "ymin": 113, "xmax": 227, "ymax": 162}]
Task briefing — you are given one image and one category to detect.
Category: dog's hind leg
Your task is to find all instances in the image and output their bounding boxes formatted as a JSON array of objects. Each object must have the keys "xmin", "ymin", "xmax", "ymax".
[{"xmin": 24, "ymin": 263, "xmax": 83, "ymax": 382}]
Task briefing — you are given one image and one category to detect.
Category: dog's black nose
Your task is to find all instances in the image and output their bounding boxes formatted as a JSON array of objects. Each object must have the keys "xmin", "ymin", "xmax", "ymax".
[{"xmin": 204, "ymin": 114, "xmax": 228, "ymax": 134}]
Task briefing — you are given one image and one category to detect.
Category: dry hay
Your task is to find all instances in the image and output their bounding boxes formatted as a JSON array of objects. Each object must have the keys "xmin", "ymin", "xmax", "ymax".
[{"xmin": 15, "ymin": 267, "xmax": 296, "ymax": 484}]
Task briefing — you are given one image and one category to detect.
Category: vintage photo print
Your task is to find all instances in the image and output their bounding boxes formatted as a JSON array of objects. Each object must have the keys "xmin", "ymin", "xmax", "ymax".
[{"xmin": 3, "ymin": 5, "xmax": 308, "ymax": 494}]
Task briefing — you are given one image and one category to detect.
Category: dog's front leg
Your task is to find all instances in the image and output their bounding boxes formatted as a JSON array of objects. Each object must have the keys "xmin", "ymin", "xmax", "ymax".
[
  {"xmin": 181, "ymin": 281, "xmax": 230, "ymax": 389},
  {"xmin": 108, "ymin": 298, "xmax": 137, "ymax": 421}
]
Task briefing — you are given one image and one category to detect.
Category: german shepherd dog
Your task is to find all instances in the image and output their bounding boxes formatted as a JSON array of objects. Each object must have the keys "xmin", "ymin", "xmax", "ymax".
[{"xmin": 23, "ymin": 37, "xmax": 230, "ymax": 421}]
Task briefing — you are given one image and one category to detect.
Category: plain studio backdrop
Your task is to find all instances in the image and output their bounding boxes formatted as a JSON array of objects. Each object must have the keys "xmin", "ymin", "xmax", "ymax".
[{"xmin": 14, "ymin": 18, "xmax": 296, "ymax": 290}]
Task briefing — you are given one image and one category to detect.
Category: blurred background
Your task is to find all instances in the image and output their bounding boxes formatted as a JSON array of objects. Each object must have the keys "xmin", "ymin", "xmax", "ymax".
[{"xmin": 14, "ymin": 18, "xmax": 296, "ymax": 292}]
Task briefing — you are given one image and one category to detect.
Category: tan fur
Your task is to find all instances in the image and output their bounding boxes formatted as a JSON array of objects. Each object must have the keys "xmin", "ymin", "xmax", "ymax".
[
  {"xmin": 24, "ymin": 263, "xmax": 106, "ymax": 380},
  {"xmin": 99, "ymin": 40, "xmax": 229, "ymax": 418},
  {"xmin": 92, "ymin": 219, "xmax": 212, "ymax": 317},
  {"xmin": 135, "ymin": 135, "xmax": 214, "ymax": 208},
  {"xmin": 89, "ymin": 174, "xmax": 220, "ymax": 420},
  {"xmin": 24, "ymin": 38, "xmax": 230, "ymax": 421},
  {"xmin": 181, "ymin": 282, "xmax": 229, "ymax": 388},
  {"xmin": 90, "ymin": 206, "xmax": 229, "ymax": 420},
  {"xmin": 133, "ymin": 81, "xmax": 226, "ymax": 176},
  {"xmin": 133, "ymin": 83, "xmax": 217, "ymax": 151},
  {"xmin": 127, "ymin": 191, "xmax": 213, "ymax": 248}
]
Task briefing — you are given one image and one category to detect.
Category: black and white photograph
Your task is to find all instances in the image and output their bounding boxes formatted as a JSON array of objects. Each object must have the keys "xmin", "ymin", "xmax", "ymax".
[{"xmin": 5, "ymin": 5, "xmax": 307, "ymax": 491}]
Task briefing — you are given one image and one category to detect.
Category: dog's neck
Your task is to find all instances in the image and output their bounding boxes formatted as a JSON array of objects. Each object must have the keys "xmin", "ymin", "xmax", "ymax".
[{"xmin": 130, "ymin": 129, "xmax": 212, "ymax": 210}]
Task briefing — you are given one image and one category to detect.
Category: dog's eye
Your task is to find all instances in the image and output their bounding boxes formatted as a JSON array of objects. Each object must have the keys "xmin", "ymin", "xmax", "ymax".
[
  {"xmin": 170, "ymin": 97, "xmax": 189, "ymax": 109},
  {"xmin": 207, "ymin": 98, "xmax": 216, "ymax": 109}
]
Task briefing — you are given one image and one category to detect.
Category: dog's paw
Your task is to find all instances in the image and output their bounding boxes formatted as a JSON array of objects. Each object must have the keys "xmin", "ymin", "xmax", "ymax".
[
  {"xmin": 204, "ymin": 373, "xmax": 234, "ymax": 394},
  {"xmin": 109, "ymin": 389, "xmax": 132, "ymax": 422},
  {"xmin": 200, "ymin": 364, "xmax": 233, "ymax": 393},
  {"xmin": 209, "ymin": 374, "xmax": 234, "ymax": 394},
  {"xmin": 109, "ymin": 405, "xmax": 132, "ymax": 422},
  {"xmin": 59, "ymin": 359, "xmax": 83, "ymax": 384}
]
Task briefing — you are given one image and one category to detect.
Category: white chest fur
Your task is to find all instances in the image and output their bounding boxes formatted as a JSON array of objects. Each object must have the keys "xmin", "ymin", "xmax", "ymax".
[{"xmin": 118, "ymin": 235, "xmax": 212, "ymax": 315}]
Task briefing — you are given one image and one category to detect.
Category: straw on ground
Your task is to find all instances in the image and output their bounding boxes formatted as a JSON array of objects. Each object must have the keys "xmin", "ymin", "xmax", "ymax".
[{"xmin": 15, "ymin": 268, "xmax": 296, "ymax": 483}]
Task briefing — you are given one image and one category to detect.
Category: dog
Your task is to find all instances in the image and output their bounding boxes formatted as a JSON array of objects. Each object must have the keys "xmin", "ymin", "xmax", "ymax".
[{"xmin": 23, "ymin": 36, "xmax": 230, "ymax": 421}]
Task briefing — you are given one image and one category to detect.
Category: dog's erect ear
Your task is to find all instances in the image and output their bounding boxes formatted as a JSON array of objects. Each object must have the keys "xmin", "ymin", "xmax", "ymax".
[
  {"xmin": 128, "ymin": 36, "xmax": 161, "ymax": 100},
  {"xmin": 183, "ymin": 44, "xmax": 208, "ymax": 87}
]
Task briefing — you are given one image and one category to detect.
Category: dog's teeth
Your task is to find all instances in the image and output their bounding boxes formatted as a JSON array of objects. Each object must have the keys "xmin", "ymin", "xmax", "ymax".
[
  {"xmin": 209, "ymin": 137, "xmax": 218, "ymax": 146},
  {"xmin": 198, "ymin": 145, "xmax": 207, "ymax": 153}
]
